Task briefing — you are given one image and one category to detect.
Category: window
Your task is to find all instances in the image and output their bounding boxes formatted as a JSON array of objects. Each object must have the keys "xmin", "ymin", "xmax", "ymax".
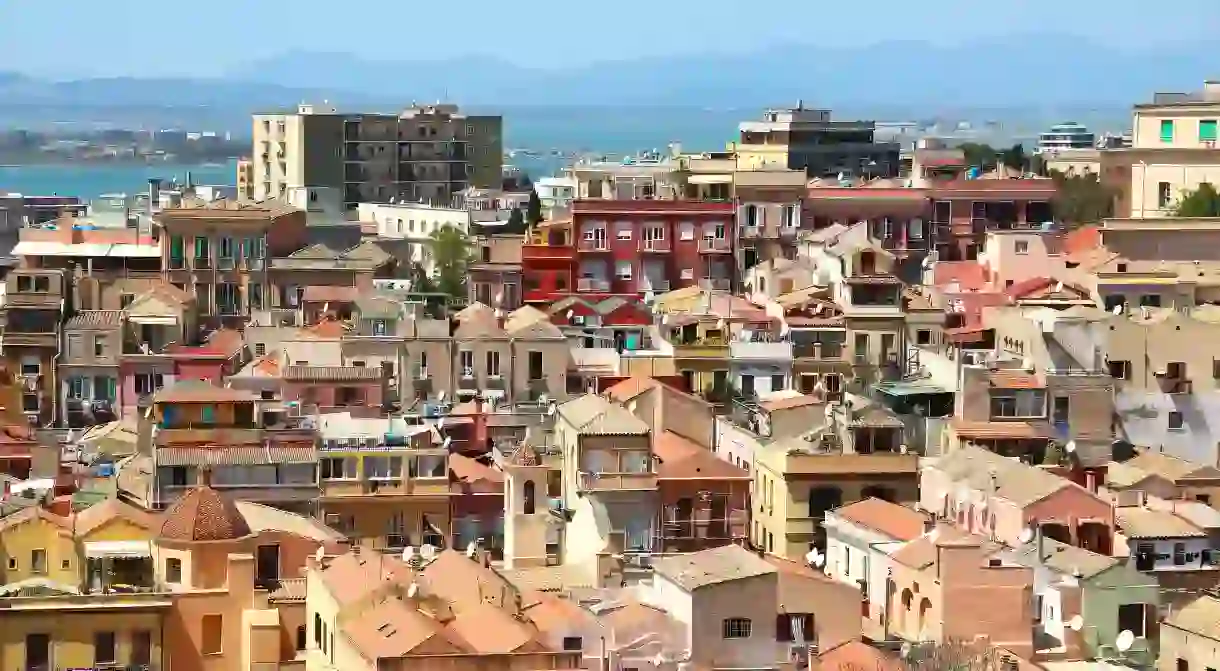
[
  {"xmin": 486, "ymin": 350, "xmax": 501, "ymax": 376},
  {"xmin": 30, "ymin": 549, "xmax": 46, "ymax": 574},
  {"xmin": 523, "ymin": 480, "xmax": 536, "ymax": 514},
  {"xmin": 372, "ymin": 319, "xmax": 387, "ymax": 336},
  {"xmin": 563, "ymin": 636, "xmax": 583, "ymax": 651},
  {"xmin": 1169, "ymin": 411, "xmax": 1185, "ymax": 430},
  {"xmin": 6, "ymin": 557, "xmax": 14, "ymax": 569},
  {"xmin": 1158, "ymin": 182, "xmax": 1172, "ymax": 208},
  {"xmin": 680, "ymin": 222, "xmax": 695, "ymax": 240},
  {"xmin": 364, "ymin": 456, "xmax": 402, "ymax": 480},
  {"xmin": 314, "ymin": 613, "xmax": 322, "ymax": 647},
  {"xmin": 744, "ymin": 204, "xmax": 759, "ymax": 228},
  {"xmin": 321, "ymin": 457, "xmax": 357, "ymax": 480},
  {"xmin": 1202, "ymin": 120, "xmax": 1218, "ymax": 142},
  {"xmin": 170, "ymin": 235, "xmax": 185, "ymax": 262},
  {"xmin": 615, "ymin": 260, "xmax": 633, "ymax": 280},
  {"xmin": 1140, "ymin": 294, "xmax": 1162, "ymax": 307},
  {"xmin": 989, "ymin": 390, "xmax": 1047, "ymax": 418},
  {"xmin": 34, "ymin": 276, "xmax": 49, "ymax": 292},
  {"xmin": 916, "ymin": 329, "xmax": 932, "ymax": 345},
  {"xmin": 201, "ymin": 405, "xmax": 215, "ymax": 423},
  {"xmin": 132, "ymin": 630, "xmax": 152, "ymax": 666},
  {"xmin": 771, "ymin": 374, "xmax": 785, "ymax": 392},
  {"xmin": 722, "ymin": 617, "xmax": 752, "ymax": 639},
  {"xmin": 219, "ymin": 236, "xmax": 235, "ymax": 260},
  {"xmin": 740, "ymin": 375, "xmax": 755, "ymax": 397},
  {"xmin": 460, "ymin": 350, "xmax": 474, "ymax": 376},
  {"xmin": 201, "ymin": 614, "xmax": 223, "ymax": 654},
  {"xmin": 121, "ymin": 293, "xmax": 135, "ymax": 308},
  {"xmin": 528, "ymin": 351, "xmax": 543, "ymax": 380},
  {"xmin": 782, "ymin": 204, "xmax": 798, "ymax": 228},
  {"xmin": 296, "ymin": 625, "xmax": 307, "ymax": 651},
  {"xmin": 93, "ymin": 335, "xmax": 105, "ymax": 357},
  {"xmin": 254, "ymin": 343, "xmax": 267, "ymax": 357},
  {"xmin": 1015, "ymin": 240, "xmax": 1029, "ymax": 254},
  {"xmin": 166, "ymin": 557, "xmax": 182, "ymax": 582},
  {"xmin": 94, "ymin": 631, "xmax": 117, "ymax": 664},
  {"xmin": 1213, "ymin": 359, "xmax": 1220, "ymax": 379},
  {"xmin": 1108, "ymin": 360, "xmax": 1131, "ymax": 380},
  {"xmin": 1160, "ymin": 119, "xmax": 1175, "ymax": 143},
  {"xmin": 615, "ymin": 221, "xmax": 632, "ymax": 240},
  {"xmin": 1117, "ymin": 602, "xmax": 1146, "ymax": 637}
]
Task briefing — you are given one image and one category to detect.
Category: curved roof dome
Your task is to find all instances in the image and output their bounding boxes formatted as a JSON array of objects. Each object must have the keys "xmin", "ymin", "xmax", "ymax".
[{"xmin": 158, "ymin": 485, "xmax": 252, "ymax": 542}]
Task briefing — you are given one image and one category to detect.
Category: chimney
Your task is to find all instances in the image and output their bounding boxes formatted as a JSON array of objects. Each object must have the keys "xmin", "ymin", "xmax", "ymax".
[
  {"xmin": 1035, "ymin": 523, "xmax": 1045, "ymax": 561},
  {"xmin": 1085, "ymin": 470, "xmax": 1097, "ymax": 493}
]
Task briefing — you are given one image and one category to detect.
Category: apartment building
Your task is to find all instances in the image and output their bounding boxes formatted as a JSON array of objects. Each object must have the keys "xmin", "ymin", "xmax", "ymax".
[
  {"xmin": 356, "ymin": 200, "xmax": 471, "ymax": 274},
  {"xmin": 929, "ymin": 179, "xmax": 1057, "ymax": 261},
  {"xmin": 159, "ymin": 199, "xmax": 306, "ymax": 322},
  {"xmin": 1, "ymin": 267, "xmax": 67, "ymax": 426},
  {"xmin": 565, "ymin": 153, "xmax": 684, "ymax": 200},
  {"xmin": 1126, "ymin": 81, "xmax": 1220, "ymax": 217},
  {"xmin": 804, "ymin": 182, "xmax": 933, "ymax": 261},
  {"xmin": 1087, "ymin": 217, "xmax": 1220, "ymax": 312},
  {"xmin": 733, "ymin": 104, "xmax": 900, "ymax": 178},
  {"xmin": 736, "ymin": 168, "xmax": 807, "ymax": 271},
  {"xmin": 469, "ymin": 233, "xmax": 524, "ymax": 309},
  {"xmin": 235, "ymin": 157, "xmax": 254, "ymax": 200},
  {"xmin": 251, "ymin": 103, "xmax": 503, "ymax": 208}
]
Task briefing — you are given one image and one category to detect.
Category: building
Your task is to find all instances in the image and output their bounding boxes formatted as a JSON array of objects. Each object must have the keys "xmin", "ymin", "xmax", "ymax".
[
  {"xmin": 1105, "ymin": 451, "xmax": 1220, "ymax": 505},
  {"xmin": 356, "ymin": 201, "xmax": 470, "ymax": 275},
  {"xmin": 452, "ymin": 303, "xmax": 571, "ymax": 405},
  {"xmin": 1, "ymin": 267, "xmax": 68, "ymax": 425},
  {"xmin": 733, "ymin": 105, "xmax": 900, "ymax": 178},
  {"xmin": 535, "ymin": 176, "xmax": 577, "ymax": 217},
  {"xmin": 1126, "ymin": 81, "xmax": 1220, "ymax": 218},
  {"xmin": 236, "ymin": 157, "xmax": 254, "ymax": 200},
  {"xmin": 1160, "ymin": 594, "xmax": 1220, "ymax": 671},
  {"xmin": 251, "ymin": 103, "xmax": 503, "ymax": 208},
  {"xmin": 651, "ymin": 430, "xmax": 750, "ymax": 554},
  {"xmin": 1037, "ymin": 122, "xmax": 1097, "ymax": 154},
  {"xmin": 469, "ymin": 234, "xmax": 524, "ymax": 309},
  {"xmin": 564, "ymin": 153, "xmax": 683, "ymax": 200},
  {"xmin": 159, "ymin": 199, "xmax": 307, "ymax": 323},
  {"xmin": 304, "ymin": 546, "xmax": 582, "ymax": 671},
  {"xmin": 735, "ymin": 168, "xmax": 808, "ymax": 271},
  {"xmin": 0, "ymin": 192, "xmax": 83, "ymax": 233},
  {"xmin": 928, "ymin": 178, "xmax": 1057, "ymax": 261}
]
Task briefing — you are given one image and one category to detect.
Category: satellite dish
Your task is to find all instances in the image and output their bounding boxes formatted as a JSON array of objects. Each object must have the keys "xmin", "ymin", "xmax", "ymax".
[
  {"xmin": 402, "ymin": 546, "xmax": 417, "ymax": 561},
  {"xmin": 407, "ymin": 582, "xmax": 419, "ymax": 598},
  {"xmin": 1065, "ymin": 440, "xmax": 1077, "ymax": 454},
  {"xmin": 804, "ymin": 548, "xmax": 823, "ymax": 567},
  {"xmin": 900, "ymin": 642, "xmax": 913, "ymax": 659},
  {"xmin": 494, "ymin": 291, "xmax": 503, "ymax": 306},
  {"xmin": 437, "ymin": 417, "xmax": 446, "ymax": 430},
  {"xmin": 1116, "ymin": 629, "xmax": 1135, "ymax": 652},
  {"xmin": 547, "ymin": 402, "xmax": 557, "ymax": 416},
  {"xmin": 437, "ymin": 390, "xmax": 447, "ymax": 401},
  {"xmin": 921, "ymin": 256, "xmax": 933, "ymax": 269},
  {"xmin": 1018, "ymin": 527, "xmax": 1035, "ymax": 544},
  {"xmin": 420, "ymin": 544, "xmax": 437, "ymax": 560},
  {"xmin": 1111, "ymin": 303, "xmax": 1123, "ymax": 315},
  {"xmin": 1067, "ymin": 614, "xmax": 1084, "ymax": 631},
  {"xmin": 466, "ymin": 541, "xmax": 477, "ymax": 558},
  {"xmin": 494, "ymin": 308, "xmax": 504, "ymax": 319},
  {"xmin": 442, "ymin": 436, "xmax": 452, "ymax": 449}
]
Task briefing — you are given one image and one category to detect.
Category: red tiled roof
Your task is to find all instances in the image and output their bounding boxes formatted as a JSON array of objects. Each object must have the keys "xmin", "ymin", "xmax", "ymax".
[
  {"xmin": 818, "ymin": 641, "xmax": 904, "ymax": 671},
  {"xmin": 305, "ymin": 318, "xmax": 347, "ymax": 338},
  {"xmin": 989, "ymin": 370, "xmax": 1044, "ymax": 389},
  {"xmin": 653, "ymin": 431, "xmax": 749, "ymax": 480},
  {"xmin": 1063, "ymin": 225, "xmax": 1101, "ymax": 256},
  {"xmin": 832, "ymin": 498, "xmax": 928, "ymax": 542},
  {"xmin": 158, "ymin": 484, "xmax": 252, "ymax": 542},
  {"xmin": 934, "ymin": 261, "xmax": 988, "ymax": 290},
  {"xmin": 951, "ymin": 418, "xmax": 1053, "ymax": 440}
]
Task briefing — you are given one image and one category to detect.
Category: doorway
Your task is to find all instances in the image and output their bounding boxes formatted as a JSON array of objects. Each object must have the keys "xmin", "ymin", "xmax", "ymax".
[{"xmin": 256, "ymin": 544, "xmax": 280, "ymax": 586}]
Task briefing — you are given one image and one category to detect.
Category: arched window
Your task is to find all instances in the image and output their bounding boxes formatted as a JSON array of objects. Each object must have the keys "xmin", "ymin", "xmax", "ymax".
[
  {"xmin": 523, "ymin": 480, "xmax": 536, "ymax": 514},
  {"xmin": 918, "ymin": 598, "xmax": 932, "ymax": 636}
]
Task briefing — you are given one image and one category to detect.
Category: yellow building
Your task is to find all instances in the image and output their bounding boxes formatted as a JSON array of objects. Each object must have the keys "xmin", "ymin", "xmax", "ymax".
[{"xmin": 1126, "ymin": 81, "xmax": 1220, "ymax": 217}]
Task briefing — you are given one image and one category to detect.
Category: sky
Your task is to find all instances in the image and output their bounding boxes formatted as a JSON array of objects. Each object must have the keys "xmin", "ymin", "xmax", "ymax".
[{"xmin": 3, "ymin": 0, "xmax": 1220, "ymax": 79}]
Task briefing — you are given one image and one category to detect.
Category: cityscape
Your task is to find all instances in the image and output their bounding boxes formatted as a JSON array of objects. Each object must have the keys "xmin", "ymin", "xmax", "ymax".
[{"xmin": 4, "ymin": 32, "xmax": 1220, "ymax": 671}]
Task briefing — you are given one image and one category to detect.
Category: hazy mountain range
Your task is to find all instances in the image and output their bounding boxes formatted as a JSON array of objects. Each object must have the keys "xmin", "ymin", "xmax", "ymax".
[{"xmin": 0, "ymin": 35, "xmax": 1211, "ymax": 134}]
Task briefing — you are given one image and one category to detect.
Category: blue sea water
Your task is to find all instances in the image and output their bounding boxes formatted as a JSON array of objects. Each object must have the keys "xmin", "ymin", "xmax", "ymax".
[{"xmin": 0, "ymin": 162, "xmax": 238, "ymax": 199}]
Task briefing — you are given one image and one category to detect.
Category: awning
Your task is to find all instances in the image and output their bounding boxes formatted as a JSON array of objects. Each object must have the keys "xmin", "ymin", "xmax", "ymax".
[
  {"xmin": 84, "ymin": 540, "xmax": 153, "ymax": 559},
  {"xmin": 109, "ymin": 244, "xmax": 161, "ymax": 258},
  {"xmin": 874, "ymin": 381, "xmax": 949, "ymax": 396},
  {"xmin": 688, "ymin": 174, "xmax": 733, "ymax": 185},
  {"xmin": 127, "ymin": 315, "xmax": 178, "ymax": 325},
  {"xmin": 12, "ymin": 241, "xmax": 113, "ymax": 257}
]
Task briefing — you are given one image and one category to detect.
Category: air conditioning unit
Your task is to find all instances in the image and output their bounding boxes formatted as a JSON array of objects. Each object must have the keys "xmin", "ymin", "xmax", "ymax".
[{"xmin": 571, "ymin": 315, "xmax": 585, "ymax": 325}]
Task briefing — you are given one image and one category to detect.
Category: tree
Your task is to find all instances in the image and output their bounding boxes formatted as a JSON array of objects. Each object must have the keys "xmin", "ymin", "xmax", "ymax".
[
  {"xmin": 503, "ymin": 207, "xmax": 527, "ymax": 234},
  {"xmin": 959, "ymin": 142, "xmax": 999, "ymax": 170},
  {"xmin": 1000, "ymin": 143, "xmax": 1027, "ymax": 172},
  {"xmin": 526, "ymin": 189, "xmax": 544, "ymax": 226},
  {"xmin": 426, "ymin": 225, "xmax": 474, "ymax": 299},
  {"xmin": 1173, "ymin": 182, "xmax": 1220, "ymax": 217},
  {"xmin": 1050, "ymin": 171, "xmax": 1115, "ymax": 227}
]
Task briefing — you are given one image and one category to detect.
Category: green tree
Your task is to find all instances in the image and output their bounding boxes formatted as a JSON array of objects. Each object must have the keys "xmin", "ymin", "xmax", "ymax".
[
  {"xmin": 426, "ymin": 224, "xmax": 474, "ymax": 298},
  {"xmin": 503, "ymin": 207, "xmax": 527, "ymax": 234},
  {"xmin": 526, "ymin": 189, "xmax": 544, "ymax": 226},
  {"xmin": 958, "ymin": 142, "xmax": 999, "ymax": 169},
  {"xmin": 1050, "ymin": 171, "xmax": 1115, "ymax": 227},
  {"xmin": 1000, "ymin": 143, "xmax": 1027, "ymax": 172},
  {"xmin": 1173, "ymin": 182, "xmax": 1220, "ymax": 217}
]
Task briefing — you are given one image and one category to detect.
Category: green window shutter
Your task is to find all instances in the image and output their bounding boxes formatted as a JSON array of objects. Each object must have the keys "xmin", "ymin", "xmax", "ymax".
[
  {"xmin": 1160, "ymin": 119, "xmax": 1175, "ymax": 143},
  {"xmin": 1201, "ymin": 120, "xmax": 1218, "ymax": 142},
  {"xmin": 170, "ymin": 235, "xmax": 184, "ymax": 258}
]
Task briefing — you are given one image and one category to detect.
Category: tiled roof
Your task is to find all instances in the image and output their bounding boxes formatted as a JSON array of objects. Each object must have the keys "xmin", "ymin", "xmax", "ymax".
[
  {"xmin": 64, "ymin": 310, "xmax": 124, "ymax": 330},
  {"xmin": 1117, "ymin": 507, "xmax": 1206, "ymax": 539},
  {"xmin": 235, "ymin": 500, "xmax": 344, "ymax": 542},
  {"xmin": 653, "ymin": 545, "xmax": 776, "ymax": 590},
  {"xmin": 303, "ymin": 318, "xmax": 348, "ymax": 338},
  {"xmin": 206, "ymin": 327, "xmax": 246, "ymax": 357},
  {"xmin": 153, "ymin": 379, "xmax": 258, "ymax": 403},
  {"xmin": 933, "ymin": 261, "xmax": 987, "ymax": 290},
  {"xmin": 889, "ymin": 526, "xmax": 971, "ymax": 569},
  {"xmin": 283, "ymin": 365, "xmax": 382, "ymax": 382},
  {"xmin": 158, "ymin": 484, "xmax": 252, "ymax": 542},
  {"xmin": 156, "ymin": 445, "xmax": 318, "ymax": 466},
  {"xmin": 817, "ymin": 641, "xmax": 904, "ymax": 671},
  {"xmin": 1007, "ymin": 537, "xmax": 1118, "ymax": 579},
  {"xmin": 989, "ymin": 370, "xmax": 1044, "ymax": 389},
  {"xmin": 832, "ymin": 498, "xmax": 927, "ymax": 542},
  {"xmin": 303, "ymin": 285, "xmax": 359, "ymax": 303},
  {"xmin": 652, "ymin": 431, "xmax": 749, "ymax": 480},
  {"xmin": 268, "ymin": 577, "xmax": 307, "ymax": 602},
  {"xmin": 355, "ymin": 295, "xmax": 401, "ymax": 320},
  {"xmin": 72, "ymin": 496, "xmax": 156, "ymax": 536},
  {"xmin": 557, "ymin": 394, "xmax": 650, "ymax": 435},
  {"xmin": 1123, "ymin": 451, "xmax": 1220, "ymax": 483},
  {"xmin": 603, "ymin": 376, "xmax": 664, "ymax": 402},
  {"xmin": 933, "ymin": 444, "xmax": 1074, "ymax": 507},
  {"xmin": 950, "ymin": 418, "xmax": 1052, "ymax": 440},
  {"xmin": 1166, "ymin": 594, "xmax": 1220, "ymax": 641},
  {"xmin": 448, "ymin": 454, "xmax": 504, "ymax": 494}
]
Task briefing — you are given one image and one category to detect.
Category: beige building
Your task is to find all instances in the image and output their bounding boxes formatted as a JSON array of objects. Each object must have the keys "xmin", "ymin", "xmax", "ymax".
[
  {"xmin": 1125, "ymin": 81, "xmax": 1220, "ymax": 217},
  {"xmin": 252, "ymin": 103, "xmax": 503, "ymax": 209},
  {"xmin": 452, "ymin": 303, "xmax": 571, "ymax": 404},
  {"xmin": 1159, "ymin": 594, "xmax": 1220, "ymax": 671}
]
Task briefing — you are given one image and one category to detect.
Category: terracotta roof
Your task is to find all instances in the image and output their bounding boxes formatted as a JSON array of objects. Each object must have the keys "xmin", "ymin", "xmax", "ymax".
[
  {"xmin": 304, "ymin": 318, "xmax": 348, "ymax": 339},
  {"xmin": 557, "ymin": 394, "xmax": 650, "ymax": 435},
  {"xmin": 818, "ymin": 641, "xmax": 904, "ymax": 671},
  {"xmin": 64, "ymin": 310, "xmax": 124, "ymax": 330},
  {"xmin": 448, "ymin": 454, "xmax": 504, "ymax": 494},
  {"xmin": 760, "ymin": 393, "xmax": 820, "ymax": 412},
  {"xmin": 156, "ymin": 445, "xmax": 318, "ymax": 466},
  {"xmin": 1063, "ymin": 225, "xmax": 1101, "ymax": 256},
  {"xmin": 283, "ymin": 365, "xmax": 383, "ymax": 382},
  {"xmin": 158, "ymin": 484, "xmax": 252, "ymax": 542},
  {"xmin": 832, "ymin": 498, "xmax": 927, "ymax": 542},
  {"xmin": 653, "ymin": 431, "xmax": 749, "ymax": 480},
  {"xmin": 73, "ymin": 497, "xmax": 156, "ymax": 536},
  {"xmin": 933, "ymin": 261, "xmax": 987, "ymax": 290},
  {"xmin": 603, "ymin": 376, "xmax": 665, "ymax": 402},
  {"xmin": 653, "ymin": 545, "xmax": 776, "ymax": 590},
  {"xmin": 950, "ymin": 418, "xmax": 1052, "ymax": 440},
  {"xmin": 153, "ymin": 379, "xmax": 258, "ymax": 403},
  {"xmin": 1123, "ymin": 451, "xmax": 1220, "ymax": 483},
  {"xmin": 0, "ymin": 506, "xmax": 71, "ymax": 534},
  {"xmin": 889, "ymin": 526, "xmax": 972, "ymax": 569},
  {"xmin": 303, "ymin": 285, "xmax": 359, "ymax": 303},
  {"xmin": 989, "ymin": 370, "xmax": 1044, "ymax": 389},
  {"xmin": 268, "ymin": 577, "xmax": 307, "ymax": 602},
  {"xmin": 1117, "ymin": 507, "xmax": 1206, "ymax": 538},
  {"xmin": 206, "ymin": 328, "xmax": 246, "ymax": 357}
]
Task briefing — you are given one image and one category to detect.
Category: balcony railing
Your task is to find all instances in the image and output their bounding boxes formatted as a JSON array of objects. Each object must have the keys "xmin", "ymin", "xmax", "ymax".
[
  {"xmin": 794, "ymin": 343, "xmax": 844, "ymax": 359},
  {"xmin": 698, "ymin": 278, "xmax": 731, "ymax": 291},
  {"xmin": 698, "ymin": 237, "xmax": 731, "ymax": 253},
  {"xmin": 578, "ymin": 238, "xmax": 610, "ymax": 252},
  {"xmin": 730, "ymin": 340, "xmax": 793, "ymax": 361},
  {"xmin": 640, "ymin": 279, "xmax": 670, "ymax": 292},
  {"xmin": 577, "ymin": 278, "xmax": 610, "ymax": 292},
  {"xmin": 640, "ymin": 239, "xmax": 671, "ymax": 252}
]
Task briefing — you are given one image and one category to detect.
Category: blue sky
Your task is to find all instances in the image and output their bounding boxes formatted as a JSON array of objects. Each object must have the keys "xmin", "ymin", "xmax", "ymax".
[{"xmin": 3, "ymin": 0, "xmax": 1219, "ymax": 78}]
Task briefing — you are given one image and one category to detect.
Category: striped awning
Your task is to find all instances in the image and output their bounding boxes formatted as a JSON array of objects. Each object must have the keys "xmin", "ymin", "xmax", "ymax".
[{"xmin": 156, "ymin": 445, "xmax": 318, "ymax": 466}]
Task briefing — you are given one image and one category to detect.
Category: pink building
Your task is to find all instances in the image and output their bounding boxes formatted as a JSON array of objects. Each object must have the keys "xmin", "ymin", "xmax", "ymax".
[{"xmin": 281, "ymin": 365, "xmax": 386, "ymax": 412}]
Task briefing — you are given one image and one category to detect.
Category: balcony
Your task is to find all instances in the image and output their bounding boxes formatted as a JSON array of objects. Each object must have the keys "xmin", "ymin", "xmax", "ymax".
[
  {"xmin": 698, "ymin": 237, "xmax": 731, "ymax": 253},
  {"xmin": 578, "ymin": 238, "xmax": 610, "ymax": 252},
  {"xmin": 782, "ymin": 451, "xmax": 919, "ymax": 476},
  {"xmin": 793, "ymin": 343, "xmax": 844, "ymax": 360},
  {"xmin": 578, "ymin": 278, "xmax": 611, "ymax": 292},
  {"xmin": 730, "ymin": 339, "xmax": 793, "ymax": 361},
  {"xmin": 579, "ymin": 471, "xmax": 657, "ymax": 492},
  {"xmin": 3, "ymin": 332, "xmax": 58, "ymax": 348},
  {"xmin": 672, "ymin": 337, "xmax": 730, "ymax": 360},
  {"xmin": 640, "ymin": 279, "xmax": 670, "ymax": 293},
  {"xmin": 154, "ymin": 426, "xmax": 263, "ymax": 446},
  {"xmin": 320, "ymin": 477, "xmax": 451, "ymax": 498},
  {"xmin": 194, "ymin": 255, "xmax": 212, "ymax": 270},
  {"xmin": 2, "ymin": 292, "xmax": 62, "ymax": 308},
  {"xmin": 740, "ymin": 226, "xmax": 761, "ymax": 239},
  {"xmin": 698, "ymin": 278, "xmax": 731, "ymax": 291},
  {"xmin": 640, "ymin": 238, "xmax": 671, "ymax": 253}
]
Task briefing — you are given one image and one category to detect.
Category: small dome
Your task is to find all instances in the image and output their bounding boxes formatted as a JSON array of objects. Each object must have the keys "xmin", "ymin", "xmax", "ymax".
[{"xmin": 158, "ymin": 485, "xmax": 252, "ymax": 542}]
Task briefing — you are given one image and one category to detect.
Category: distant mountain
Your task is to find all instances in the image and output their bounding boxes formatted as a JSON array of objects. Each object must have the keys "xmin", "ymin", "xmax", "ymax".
[{"xmin": 230, "ymin": 36, "xmax": 1218, "ymax": 108}]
